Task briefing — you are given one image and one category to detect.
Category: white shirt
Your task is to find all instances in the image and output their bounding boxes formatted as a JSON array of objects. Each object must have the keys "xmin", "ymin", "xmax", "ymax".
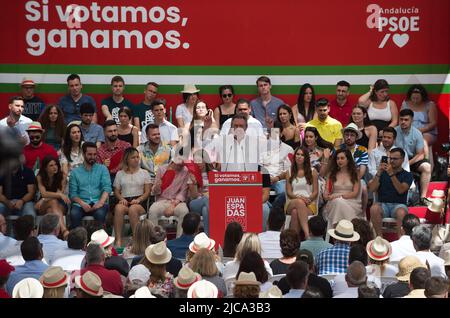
[
  {"xmin": 0, "ymin": 240, "xmax": 22, "ymax": 259},
  {"xmin": 260, "ymin": 141, "xmax": 293, "ymax": 177},
  {"xmin": 141, "ymin": 120, "xmax": 179, "ymax": 144},
  {"xmin": 0, "ymin": 115, "xmax": 32, "ymax": 144},
  {"xmin": 223, "ymin": 259, "xmax": 273, "ymax": 280},
  {"xmin": 50, "ymin": 248, "xmax": 86, "ymax": 271},
  {"xmin": 390, "ymin": 235, "xmax": 416, "ymax": 263},
  {"xmin": 415, "ymin": 250, "xmax": 447, "ymax": 278},
  {"xmin": 220, "ymin": 115, "xmax": 264, "ymax": 137},
  {"xmin": 368, "ymin": 144, "xmax": 410, "ymax": 178},
  {"xmin": 206, "ymin": 134, "xmax": 266, "ymax": 172},
  {"xmin": 332, "ymin": 273, "xmax": 378, "ymax": 296},
  {"xmin": 258, "ymin": 231, "xmax": 282, "ymax": 260},
  {"xmin": 38, "ymin": 234, "xmax": 68, "ymax": 265},
  {"xmin": 333, "ymin": 287, "xmax": 359, "ymax": 298}
]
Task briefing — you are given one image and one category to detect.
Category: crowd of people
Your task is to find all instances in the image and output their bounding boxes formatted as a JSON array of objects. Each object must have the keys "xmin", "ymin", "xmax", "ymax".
[{"xmin": 0, "ymin": 74, "xmax": 448, "ymax": 299}]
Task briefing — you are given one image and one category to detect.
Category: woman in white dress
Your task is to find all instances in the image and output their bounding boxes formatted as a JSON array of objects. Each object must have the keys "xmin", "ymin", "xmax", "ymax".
[{"xmin": 285, "ymin": 147, "xmax": 318, "ymax": 239}]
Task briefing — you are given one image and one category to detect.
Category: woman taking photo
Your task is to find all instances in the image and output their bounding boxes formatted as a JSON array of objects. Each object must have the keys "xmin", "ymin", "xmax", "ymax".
[
  {"xmin": 60, "ymin": 123, "xmax": 84, "ymax": 178},
  {"xmin": 117, "ymin": 106, "xmax": 139, "ymax": 148},
  {"xmin": 113, "ymin": 147, "xmax": 152, "ymax": 247},
  {"xmin": 38, "ymin": 104, "xmax": 66, "ymax": 152},
  {"xmin": 276, "ymin": 104, "xmax": 301, "ymax": 149},
  {"xmin": 213, "ymin": 85, "xmax": 236, "ymax": 129},
  {"xmin": 358, "ymin": 79, "xmax": 398, "ymax": 135},
  {"xmin": 188, "ymin": 100, "xmax": 218, "ymax": 150},
  {"xmin": 285, "ymin": 147, "xmax": 318, "ymax": 239},
  {"xmin": 349, "ymin": 105, "xmax": 378, "ymax": 153},
  {"xmin": 323, "ymin": 149, "xmax": 363, "ymax": 228},
  {"xmin": 292, "ymin": 83, "xmax": 316, "ymax": 130},
  {"xmin": 303, "ymin": 126, "xmax": 334, "ymax": 175},
  {"xmin": 35, "ymin": 156, "xmax": 70, "ymax": 238}
]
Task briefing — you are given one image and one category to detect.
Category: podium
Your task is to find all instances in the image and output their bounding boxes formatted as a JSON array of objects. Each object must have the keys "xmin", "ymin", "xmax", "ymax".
[{"xmin": 208, "ymin": 171, "xmax": 262, "ymax": 248}]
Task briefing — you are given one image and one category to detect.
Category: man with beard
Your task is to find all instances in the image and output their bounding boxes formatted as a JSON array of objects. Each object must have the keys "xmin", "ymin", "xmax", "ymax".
[
  {"xmin": 69, "ymin": 142, "xmax": 112, "ymax": 228},
  {"xmin": 138, "ymin": 123, "xmax": 172, "ymax": 183},
  {"xmin": 96, "ymin": 120, "xmax": 131, "ymax": 182},
  {"xmin": 329, "ymin": 81, "xmax": 353, "ymax": 126},
  {"xmin": 140, "ymin": 99, "xmax": 178, "ymax": 146},
  {"xmin": 59, "ymin": 74, "xmax": 97, "ymax": 125},
  {"xmin": 23, "ymin": 122, "xmax": 58, "ymax": 171},
  {"xmin": 80, "ymin": 103, "xmax": 104, "ymax": 148},
  {"xmin": 305, "ymin": 98, "xmax": 343, "ymax": 148},
  {"xmin": 0, "ymin": 96, "xmax": 32, "ymax": 145}
]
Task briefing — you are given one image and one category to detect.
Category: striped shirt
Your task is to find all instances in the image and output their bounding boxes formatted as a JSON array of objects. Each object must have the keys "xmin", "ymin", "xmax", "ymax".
[
  {"xmin": 341, "ymin": 144, "xmax": 368, "ymax": 168},
  {"xmin": 315, "ymin": 242, "xmax": 351, "ymax": 275}
]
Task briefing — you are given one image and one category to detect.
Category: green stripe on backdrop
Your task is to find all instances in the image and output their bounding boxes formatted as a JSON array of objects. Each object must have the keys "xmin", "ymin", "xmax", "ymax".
[
  {"xmin": 0, "ymin": 83, "xmax": 449, "ymax": 94},
  {"xmin": 0, "ymin": 64, "xmax": 449, "ymax": 75}
]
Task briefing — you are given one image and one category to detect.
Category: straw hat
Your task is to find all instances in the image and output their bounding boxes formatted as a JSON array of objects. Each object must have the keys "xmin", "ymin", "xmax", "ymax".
[
  {"xmin": 90, "ymin": 229, "xmax": 115, "ymax": 248},
  {"xmin": 26, "ymin": 122, "xmax": 44, "ymax": 132},
  {"xmin": 366, "ymin": 236, "xmax": 392, "ymax": 261},
  {"xmin": 341, "ymin": 123, "xmax": 362, "ymax": 140},
  {"xmin": 187, "ymin": 280, "xmax": 218, "ymax": 298},
  {"xmin": 259, "ymin": 285, "xmax": 283, "ymax": 298},
  {"xmin": 20, "ymin": 78, "xmax": 36, "ymax": 87},
  {"xmin": 75, "ymin": 271, "xmax": 104, "ymax": 297},
  {"xmin": 129, "ymin": 286, "xmax": 156, "ymax": 298},
  {"xmin": 235, "ymin": 272, "xmax": 260, "ymax": 286},
  {"xmin": 427, "ymin": 198, "xmax": 444, "ymax": 213},
  {"xmin": 189, "ymin": 232, "xmax": 215, "ymax": 253},
  {"xmin": 128, "ymin": 264, "xmax": 150, "ymax": 284},
  {"xmin": 144, "ymin": 241, "xmax": 172, "ymax": 264},
  {"xmin": 12, "ymin": 278, "xmax": 44, "ymax": 298},
  {"xmin": 396, "ymin": 256, "xmax": 427, "ymax": 282},
  {"xmin": 181, "ymin": 84, "xmax": 200, "ymax": 94},
  {"xmin": 174, "ymin": 266, "xmax": 202, "ymax": 290},
  {"xmin": 39, "ymin": 266, "xmax": 69, "ymax": 288},
  {"xmin": 328, "ymin": 220, "xmax": 360, "ymax": 242},
  {"xmin": 430, "ymin": 190, "xmax": 445, "ymax": 199}
]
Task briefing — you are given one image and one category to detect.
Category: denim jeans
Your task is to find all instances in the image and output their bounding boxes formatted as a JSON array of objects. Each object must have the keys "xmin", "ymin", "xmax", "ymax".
[
  {"xmin": 270, "ymin": 180, "xmax": 286, "ymax": 195},
  {"xmin": 70, "ymin": 203, "xmax": 109, "ymax": 229},
  {"xmin": 0, "ymin": 201, "xmax": 36, "ymax": 218},
  {"xmin": 189, "ymin": 196, "xmax": 210, "ymax": 235},
  {"xmin": 263, "ymin": 201, "xmax": 272, "ymax": 231}
]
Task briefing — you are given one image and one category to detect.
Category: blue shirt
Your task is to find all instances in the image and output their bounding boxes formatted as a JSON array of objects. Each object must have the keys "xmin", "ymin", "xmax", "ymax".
[
  {"xmin": 394, "ymin": 126, "xmax": 424, "ymax": 159},
  {"xmin": 0, "ymin": 233, "xmax": 17, "ymax": 252},
  {"xmin": 284, "ymin": 289, "xmax": 305, "ymax": 298},
  {"xmin": 250, "ymin": 96, "xmax": 285, "ymax": 128},
  {"xmin": 378, "ymin": 169, "xmax": 413, "ymax": 204},
  {"xmin": 6, "ymin": 260, "xmax": 48, "ymax": 295},
  {"xmin": 315, "ymin": 242, "xmax": 351, "ymax": 275},
  {"xmin": 81, "ymin": 123, "xmax": 105, "ymax": 144},
  {"xmin": 37, "ymin": 234, "xmax": 68, "ymax": 264},
  {"xmin": 300, "ymin": 237, "xmax": 333, "ymax": 258},
  {"xmin": 166, "ymin": 234, "xmax": 194, "ymax": 259},
  {"xmin": 69, "ymin": 163, "xmax": 112, "ymax": 206},
  {"xmin": 59, "ymin": 94, "xmax": 97, "ymax": 125}
]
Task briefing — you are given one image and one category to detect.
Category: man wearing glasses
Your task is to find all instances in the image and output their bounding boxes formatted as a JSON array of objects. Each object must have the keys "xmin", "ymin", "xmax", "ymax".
[{"xmin": 368, "ymin": 147, "xmax": 414, "ymax": 237}]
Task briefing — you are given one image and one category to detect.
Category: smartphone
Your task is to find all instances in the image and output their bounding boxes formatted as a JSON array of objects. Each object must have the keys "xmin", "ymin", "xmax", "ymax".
[{"xmin": 381, "ymin": 156, "xmax": 388, "ymax": 164}]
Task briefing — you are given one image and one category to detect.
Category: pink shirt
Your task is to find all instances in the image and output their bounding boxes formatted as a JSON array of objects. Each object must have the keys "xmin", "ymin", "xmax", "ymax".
[{"xmin": 154, "ymin": 164, "xmax": 189, "ymax": 203}]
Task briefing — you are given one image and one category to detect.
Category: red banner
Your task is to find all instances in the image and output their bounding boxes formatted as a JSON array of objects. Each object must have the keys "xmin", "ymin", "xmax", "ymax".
[{"xmin": 208, "ymin": 171, "xmax": 262, "ymax": 248}]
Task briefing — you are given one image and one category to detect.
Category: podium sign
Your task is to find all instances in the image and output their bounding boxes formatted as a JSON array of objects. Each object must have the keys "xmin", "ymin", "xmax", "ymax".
[{"xmin": 208, "ymin": 171, "xmax": 262, "ymax": 248}]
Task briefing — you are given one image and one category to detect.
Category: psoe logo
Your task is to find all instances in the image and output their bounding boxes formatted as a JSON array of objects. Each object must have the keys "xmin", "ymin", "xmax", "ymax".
[
  {"xmin": 225, "ymin": 196, "xmax": 247, "ymax": 230},
  {"xmin": 366, "ymin": 4, "xmax": 420, "ymax": 48}
]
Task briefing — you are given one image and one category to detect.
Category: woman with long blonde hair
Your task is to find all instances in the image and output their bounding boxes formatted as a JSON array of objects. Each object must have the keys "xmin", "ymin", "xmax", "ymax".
[{"xmin": 113, "ymin": 147, "xmax": 151, "ymax": 247}]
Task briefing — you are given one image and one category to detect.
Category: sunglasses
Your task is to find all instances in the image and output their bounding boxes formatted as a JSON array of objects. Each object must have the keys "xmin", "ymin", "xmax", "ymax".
[{"xmin": 222, "ymin": 93, "xmax": 233, "ymax": 98}]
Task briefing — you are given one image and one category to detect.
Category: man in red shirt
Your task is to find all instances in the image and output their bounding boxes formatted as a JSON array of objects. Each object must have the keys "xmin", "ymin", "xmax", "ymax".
[
  {"xmin": 23, "ymin": 122, "xmax": 58, "ymax": 171},
  {"xmin": 329, "ymin": 80, "xmax": 354, "ymax": 126},
  {"xmin": 80, "ymin": 243, "xmax": 123, "ymax": 296},
  {"xmin": 0, "ymin": 259, "xmax": 15, "ymax": 298},
  {"xmin": 96, "ymin": 120, "xmax": 131, "ymax": 181}
]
